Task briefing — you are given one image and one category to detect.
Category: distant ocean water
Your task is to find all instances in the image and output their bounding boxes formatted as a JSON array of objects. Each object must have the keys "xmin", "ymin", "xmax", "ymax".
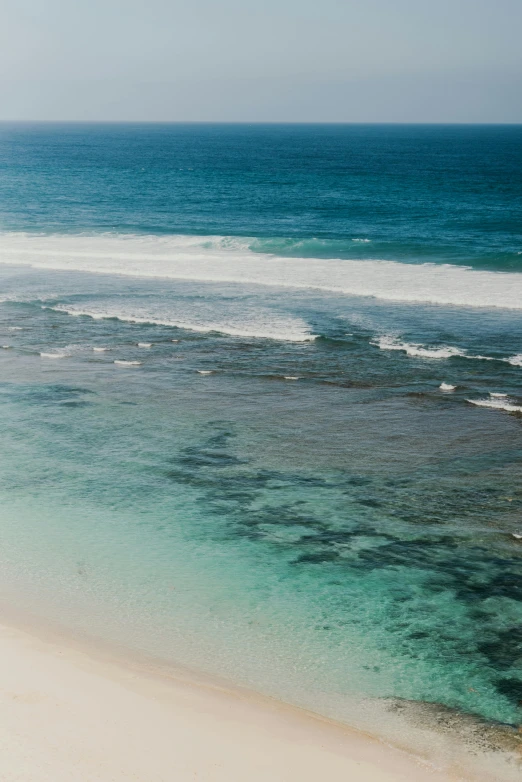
[{"xmin": 1, "ymin": 124, "xmax": 521, "ymax": 773}]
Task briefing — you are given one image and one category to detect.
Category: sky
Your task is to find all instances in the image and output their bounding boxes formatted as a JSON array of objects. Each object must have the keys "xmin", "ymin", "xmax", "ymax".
[{"xmin": 1, "ymin": 0, "xmax": 521, "ymax": 123}]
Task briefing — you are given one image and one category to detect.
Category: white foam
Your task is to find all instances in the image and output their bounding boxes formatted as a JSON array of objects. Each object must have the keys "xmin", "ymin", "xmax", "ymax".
[
  {"xmin": 490, "ymin": 392, "xmax": 508, "ymax": 398},
  {"xmin": 467, "ymin": 398, "xmax": 522, "ymax": 413},
  {"xmin": 283, "ymin": 376, "xmax": 300, "ymax": 380},
  {"xmin": 373, "ymin": 336, "xmax": 522, "ymax": 366},
  {"xmin": 439, "ymin": 382, "xmax": 456, "ymax": 392},
  {"xmin": 137, "ymin": 342, "xmax": 152, "ymax": 348},
  {"xmin": 92, "ymin": 347, "xmax": 109, "ymax": 352},
  {"xmin": 38, "ymin": 344, "xmax": 84, "ymax": 359},
  {"xmin": 8, "ymin": 326, "xmax": 24, "ymax": 331},
  {"xmin": 196, "ymin": 370, "xmax": 213, "ymax": 375},
  {"xmin": 468, "ymin": 353, "xmax": 522, "ymax": 368},
  {"xmin": 1, "ymin": 345, "xmax": 12, "ymax": 349},
  {"xmin": 114, "ymin": 360, "xmax": 141, "ymax": 366},
  {"xmin": 374, "ymin": 336, "xmax": 465, "ymax": 359},
  {"xmin": 2, "ymin": 231, "xmax": 522, "ymax": 310},
  {"xmin": 45, "ymin": 304, "xmax": 314, "ymax": 343}
]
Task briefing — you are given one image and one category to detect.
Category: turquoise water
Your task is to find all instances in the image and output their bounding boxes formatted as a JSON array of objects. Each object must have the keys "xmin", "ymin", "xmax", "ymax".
[{"xmin": 0, "ymin": 124, "xmax": 521, "ymax": 762}]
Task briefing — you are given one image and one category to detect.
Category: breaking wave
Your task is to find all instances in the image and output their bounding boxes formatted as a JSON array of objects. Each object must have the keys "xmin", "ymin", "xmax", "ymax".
[
  {"xmin": 467, "ymin": 397, "xmax": 522, "ymax": 413},
  {"xmin": 372, "ymin": 336, "xmax": 466, "ymax": 359},
  {"xmin": 43, "ymin": 304, "xmax": 316, "ymax": 343},
  {"xmin": 1, "ymin": 232, "xmax": 522, "ymax": 310},
  {"xmin": 373, "ymin": 336, "xmax": 522, "ymax": 367}
]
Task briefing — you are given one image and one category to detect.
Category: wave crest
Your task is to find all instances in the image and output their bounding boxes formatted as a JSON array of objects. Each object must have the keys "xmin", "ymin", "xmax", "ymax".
[
  {"xmin": 2, "ymin": 232, "xmax": 522, "ymax": 310},
  {"xmin": 44, "ymin": 304, "xmax": 316, "ymax": 343},
  {"xmin": 467, "ymin": 398, "xmax": 522, "ymax": 413},
  {"xmin": 373, "ymin": 336, "xmax": 466, "ymax": 359}
]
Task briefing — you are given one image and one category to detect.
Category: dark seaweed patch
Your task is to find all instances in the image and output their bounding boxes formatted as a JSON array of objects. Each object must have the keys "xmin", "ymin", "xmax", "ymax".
[
  {"xmin": 162, "ymin": 423, "xmax": 522, "ymax": 722},
  {"xmin": 294, "ymin": 551, "xmax": 340, "ymax": 564},
  {"xmin": 179, "ymin": 449, "xmax": 246, "ymax": 468},
  {"xmin": 0, "ymin": 383, "xmax": 94, "ymax": 406},
  {"xmin": 456, "ymin": 572, "xmax": 522, "ymax": 604},
  {"xmin": 495, "ymin": 678, "xmax": 522, "ymax": 706},
  {"xmin": 479, "ymin": 629, "xmax": 522, "ymax": 670}
]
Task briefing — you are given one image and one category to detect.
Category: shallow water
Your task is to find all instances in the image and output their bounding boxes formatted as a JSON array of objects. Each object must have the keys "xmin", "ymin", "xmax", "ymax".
[{"xmin": 0, "ymin": 124, "xmax": 521, "ymax": 773}]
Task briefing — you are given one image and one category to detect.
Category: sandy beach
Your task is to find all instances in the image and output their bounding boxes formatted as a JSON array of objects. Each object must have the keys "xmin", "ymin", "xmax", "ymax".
[{"xmin": 0, "ymin": 617, "xmax": 462, "ymax": 782}]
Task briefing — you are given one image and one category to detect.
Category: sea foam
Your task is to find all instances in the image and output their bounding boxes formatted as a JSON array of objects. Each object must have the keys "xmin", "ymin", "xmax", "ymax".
[
  {"xmin": 2, "ymin": 232, "xmax": 522, "ymax": 310},
  {"xmin": 373, "ymin": 336, "xmax": 466, "ymax": 359},
  {"xmin": 373, "ymin": 336, "xmax": 522, "ymax": 367},
  {"xmin": 43, "ymin": 303, "xmax": 315, "ymax": 343},
  {"xmin": 467, "ymin": 398, "xmax": 522, "ymax": 413}
]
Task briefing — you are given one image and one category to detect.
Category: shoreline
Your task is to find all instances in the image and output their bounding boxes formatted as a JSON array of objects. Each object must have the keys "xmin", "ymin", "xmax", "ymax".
[{"xmin": 0, "ymin": 608, "xmax": 465, "ymax": 782}]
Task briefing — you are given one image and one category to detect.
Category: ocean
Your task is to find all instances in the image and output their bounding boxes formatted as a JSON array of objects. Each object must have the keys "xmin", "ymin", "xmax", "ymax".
[{"xmin": 1, "ymin": 123, "xmax": 521, "ymax": 773}]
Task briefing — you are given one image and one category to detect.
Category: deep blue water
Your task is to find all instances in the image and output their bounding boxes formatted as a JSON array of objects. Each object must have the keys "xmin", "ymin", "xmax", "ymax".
[
  {"xmin": 1, "ymin": 123, "xmax": 521, "ymax": 268},
  {"xmin": 0, "ymin": 124, "xmax": 521, "ymax": 773}
]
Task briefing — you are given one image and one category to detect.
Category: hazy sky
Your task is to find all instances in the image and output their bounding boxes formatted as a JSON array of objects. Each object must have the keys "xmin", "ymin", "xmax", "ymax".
[{"xmin": 1, "ymin": 0, "xmax": 521, "ymax": 122}]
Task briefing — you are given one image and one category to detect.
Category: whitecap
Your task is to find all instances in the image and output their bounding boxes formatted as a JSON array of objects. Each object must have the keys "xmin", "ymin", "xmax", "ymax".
[
  {"xmin": 137, "ymin": 342, "xmax": 152, "ymax": 348},
  {"xmin": 196, "ymin": 370, "xmax": 213, "ymax": 375},
  {"xmin": 45, "ymin": 304, "xmax": 315, "ymax": 343},
  {"xmin": 93, "ymin": 347, "xmax": 109, "ymax": 352},
  {"xmin": 439, "ymin": 382, "xmax": 456, "ymax": 392},
  {"xmin": 467, "ymin": 398, "xmax": 522, "ymax": 413},
  {"xmin": 283, "ymin": 376, "xmax": 300, "ymax": 381},
  {"xmin": 40, "ymin": 352, "xmax": 65, "ymax": 359},
  {"xmin": 1, "ymin": 345, "xmax": 12, "ymax": 349},
  {"xmin": 506, "ymin": 354, "xmax": 522, "ymax": 367},
  {"xmin": 114, "ymin": 360, "xmax": 141, "ymax": 366},
  {"xmin": 373, "ymin": 336, "xmax": 465, "ymax": 359},
  {"xmin": 490, "ymin": 392, "xmax": 508, "ymax": 398}
]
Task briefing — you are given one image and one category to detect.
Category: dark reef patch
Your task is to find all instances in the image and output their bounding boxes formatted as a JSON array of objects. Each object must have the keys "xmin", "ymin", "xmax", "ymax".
[
  {"xmin": 495, "ymin": 678, "xmax": 522, "ymax": 706},
  {"xmin": 479, "ymin": 629, "xmax": 522, "ymax": 671},
  {"xmin": 0, "ymin": 382, "xmax": 95, "ymax": 406},
  {"xmin": 161, "ymin": 422, "xmax": 522, "ymax": 724}
]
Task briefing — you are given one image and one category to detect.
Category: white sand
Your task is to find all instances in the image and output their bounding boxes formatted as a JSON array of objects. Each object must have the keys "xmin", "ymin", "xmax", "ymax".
[{"xmin": 0, "ymin": 619, "xmax": 460, "ymax": 782}]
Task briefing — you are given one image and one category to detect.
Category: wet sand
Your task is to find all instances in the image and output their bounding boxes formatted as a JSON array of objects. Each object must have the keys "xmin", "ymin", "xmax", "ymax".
[{"xmin": 0, "ymin": 618, "xmax": 460, "ymax": 782}]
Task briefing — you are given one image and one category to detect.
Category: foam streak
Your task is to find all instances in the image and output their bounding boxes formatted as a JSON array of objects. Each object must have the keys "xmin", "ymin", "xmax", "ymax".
[{"xmin": 2, "ymin": 232, "xmax": 522, "ymax": 310}]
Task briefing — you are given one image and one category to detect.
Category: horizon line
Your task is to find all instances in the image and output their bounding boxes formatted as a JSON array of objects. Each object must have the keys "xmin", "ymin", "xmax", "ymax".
[{"xmin": 1, "ymin": 120, "xmax": 522, "ymax": 126}]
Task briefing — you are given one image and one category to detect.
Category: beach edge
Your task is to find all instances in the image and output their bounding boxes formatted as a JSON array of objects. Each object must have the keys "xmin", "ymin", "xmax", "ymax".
[{"xmin": 0, "ymin": 610, "xmax": 462, "ymax": 782}]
